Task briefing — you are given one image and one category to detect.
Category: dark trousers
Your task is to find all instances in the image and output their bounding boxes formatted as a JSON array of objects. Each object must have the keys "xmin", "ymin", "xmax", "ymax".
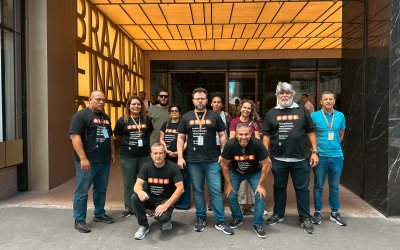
[
  {"xmin": 131, "ymin": 193, "xmax": 174, "ymax": 226},
  {"xmin": 271, "ymin": 158, "xmax": 311, "ymax": 221}
]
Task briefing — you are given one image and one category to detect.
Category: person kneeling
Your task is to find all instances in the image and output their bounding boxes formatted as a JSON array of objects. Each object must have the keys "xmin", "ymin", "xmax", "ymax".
[{"xmin": 132, "ymin": 143, "xmax": 184, "ymax": 240}]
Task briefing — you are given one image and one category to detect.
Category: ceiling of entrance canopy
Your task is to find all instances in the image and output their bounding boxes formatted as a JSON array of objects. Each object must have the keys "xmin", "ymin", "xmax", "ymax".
[{"xmin": 89, "ymin": 0, "xmax": 342, "ymax": 51}]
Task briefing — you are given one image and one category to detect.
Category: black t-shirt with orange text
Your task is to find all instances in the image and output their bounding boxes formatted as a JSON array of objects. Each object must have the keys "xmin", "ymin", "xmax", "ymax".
[
  {"xmin": 222, "ymin": 137, "xmax": 269, "ymax": 175},
  {"xmin": 177, "ymin": 109, "xmax": 226, "ymax": 163}
]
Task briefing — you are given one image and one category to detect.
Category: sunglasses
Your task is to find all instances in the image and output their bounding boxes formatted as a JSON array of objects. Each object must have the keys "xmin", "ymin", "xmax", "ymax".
[
  {"xmin": 159, "ymin": 95, "xmax": 169, "ymax": 98},
  {"xmin": 170, "ymin": 109, "xmax": 179, "ymax": 113}
]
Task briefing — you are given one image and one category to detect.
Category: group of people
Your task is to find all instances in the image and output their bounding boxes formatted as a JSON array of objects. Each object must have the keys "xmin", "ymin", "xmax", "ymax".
[{"xmin": 68, "ymin": 81, "xmax": 346, "ymax": 240}]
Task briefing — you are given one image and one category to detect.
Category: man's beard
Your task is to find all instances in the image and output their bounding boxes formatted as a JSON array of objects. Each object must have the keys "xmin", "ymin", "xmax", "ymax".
[
  {"xmin": 195, "ymin": 104, "xmax": 206, "ymax": 110},
  {"xmin": 279, "ymin": 97, "xmax": 293, "ymax": 108}
]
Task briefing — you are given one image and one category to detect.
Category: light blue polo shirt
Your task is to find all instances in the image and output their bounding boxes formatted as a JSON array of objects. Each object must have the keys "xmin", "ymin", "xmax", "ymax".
[{"xmin": 311, "ymin": 109, "xmax": 346, "ymax": 158}]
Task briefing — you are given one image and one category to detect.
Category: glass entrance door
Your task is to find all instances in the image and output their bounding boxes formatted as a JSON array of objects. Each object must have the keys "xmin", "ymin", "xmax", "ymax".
[{"xmin": 227, "ymin": 72, "xmax": 258, "ymax": 116}]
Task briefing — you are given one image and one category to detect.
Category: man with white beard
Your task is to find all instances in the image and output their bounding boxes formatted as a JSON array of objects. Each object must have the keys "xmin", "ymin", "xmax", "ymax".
[{"xmin": 261, "ymin": 82, "xmax": 319, "ymax": 234}]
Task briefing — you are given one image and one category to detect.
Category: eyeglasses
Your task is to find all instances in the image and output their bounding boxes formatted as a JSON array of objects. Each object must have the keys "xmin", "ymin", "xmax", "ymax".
[
  {"xmin": 170, "ymin": 110, "xmax": 179, "ymax": 113},
  {"xmin": 194, "ymin": 98, "xmax": 207, "ymax": 101},
  {"xmin": 159, "ymin": 95, "xmax": 169, "ymax": 98}
]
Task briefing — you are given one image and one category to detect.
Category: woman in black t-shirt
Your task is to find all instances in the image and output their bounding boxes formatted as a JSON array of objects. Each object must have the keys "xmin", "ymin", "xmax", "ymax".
[
  {"xmin": 160, "ymin": 104, "xmax": 190, "ymax": 210},
  {"xmin": 114, "ymin": 96, "xmax": 154, "ymax": 218}
]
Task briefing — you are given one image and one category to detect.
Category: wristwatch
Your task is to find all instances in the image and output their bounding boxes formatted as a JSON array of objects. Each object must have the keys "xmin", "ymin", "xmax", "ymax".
[{"xmin": 311, "ymin": 150, "xmax": 319, "ymax": 155}]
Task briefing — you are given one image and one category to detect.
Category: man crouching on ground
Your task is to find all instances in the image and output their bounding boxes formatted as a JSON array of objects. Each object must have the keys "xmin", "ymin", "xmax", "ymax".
[{"xmin": 132, "ymin": 143, "xmax": 184, "ymax": 240}]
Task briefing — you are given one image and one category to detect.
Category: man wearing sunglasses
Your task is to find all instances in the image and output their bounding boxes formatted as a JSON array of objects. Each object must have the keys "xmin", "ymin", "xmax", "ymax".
[{"xmin": 148, "ymin": 89, "xmax": 170, "ymax": 146}]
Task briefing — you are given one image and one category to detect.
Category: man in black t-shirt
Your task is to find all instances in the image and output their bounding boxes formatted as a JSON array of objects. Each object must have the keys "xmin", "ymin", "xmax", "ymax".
[
  {"xmin": 221, "ymin": 123, "xmax": 270, "ymax": 238},
  {"xmin": 132, "ymin": 143, "xmax": 184, "ymax": 240},
  {"xmin": 177, "ymin": 87, "xmax": 234, "ymax": 235},
  {"xmin": 261, "ymin": 82, "xmax": 319, "ymax": 235},
  {"xmin": 69, "ymin": 90, "xmax": 115, "ymax": 233}
]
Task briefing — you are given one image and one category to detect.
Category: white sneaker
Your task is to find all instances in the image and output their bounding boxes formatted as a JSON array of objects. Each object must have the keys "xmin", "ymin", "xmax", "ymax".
[{"xmin": 134, "ymin": 225, "xmax": 150, "ymax": 240}]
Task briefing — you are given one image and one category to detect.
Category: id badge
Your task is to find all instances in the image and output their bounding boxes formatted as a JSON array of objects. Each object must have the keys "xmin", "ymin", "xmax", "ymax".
[
  {"xmin": 197, "ymin": 136, "xmax": 204, "ymax": 146},
  {"xmin": 328, "ymin": 132, "xmax": 334, "ymax": 141},
  {"xmin": 102, "ymin": 128, "xmax": 109, "ymax": 138},
  {"xmin": 138, "ymin": 139, "xmax": 143, "ymax": 147}
]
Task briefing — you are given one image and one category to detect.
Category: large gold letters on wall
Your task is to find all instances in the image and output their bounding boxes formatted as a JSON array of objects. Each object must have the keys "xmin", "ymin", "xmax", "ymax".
[{"xmin": 76, "ymin": 0, "xmax": 144, "ymax": 125}]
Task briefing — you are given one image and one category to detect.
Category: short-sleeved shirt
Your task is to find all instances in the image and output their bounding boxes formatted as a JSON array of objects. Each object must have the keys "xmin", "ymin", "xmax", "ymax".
[
  {"xmin": 160, "ymin": 121, "xmax": 179, "ymax": 153},
  {"xmin": 262, "ymin": 105, "xmax": 315, "ymax": 159},
  {"xmin": 177, "ymin": 109, "xmax": 226, "ymax": 163},
  {"xmin": 69, "ymin": 107, "xmax": 112, "ymax": 163},
  {"xmin": 138, "ymin": 160, "xmax": 183, "ymax": 200},
  {"xmin": 114, "ymin": 116, "xmax": 154, "ymax": 158},
  {"xmin": 229, "ymin": 117, "xmax": 260, "ymax": 137},
  {"xmin": 148, "ymin": 105, "xmax": 170, "ymax": 145},
  {"xmin": 222, "ymin": 137, "xmax": 269, "ymax": 175},
  {"xmin": 311, "ymin": 109, "xmax": 346, "ymax": 158}
]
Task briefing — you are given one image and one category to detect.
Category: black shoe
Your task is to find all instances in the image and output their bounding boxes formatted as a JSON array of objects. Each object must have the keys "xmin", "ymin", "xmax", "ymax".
[
  {"xmin": 253, "ymin": 225, "xmax": 267, "ymax": 239},
  {"xmin": 93, "ymin": 214, "xmax": 115, "ymax": 224},
  {"xmin": 301, "ymin": 218, "xmax": 315, "ymax": 234},
  {"xmin": 121, "ymin": 210, "xmax": 133, "ymax": 218},
  {"xmin": 194, "ymin": 217, "xmax": 207, "ymax": 232},
  {"xmin": 311, "ymin": 212, "xmax": 322, "ymax": 225},
  {"xmin": 330, "ymin": 212, "xmax": 347, "ymax": 226},
  {"xmin": 266, "ymin": 213, "xmax": 284, "ymax": 225},
  {"xmin": 215, "ymin": 222, "xmax": 234, "ymax": 235},
  {"xmin": 229, "ymin": 218, "xmax": 243, "ymax": 229},
  {"xmin": 74, "ymin": 220, "xmax": 91, "ymax": 233}
]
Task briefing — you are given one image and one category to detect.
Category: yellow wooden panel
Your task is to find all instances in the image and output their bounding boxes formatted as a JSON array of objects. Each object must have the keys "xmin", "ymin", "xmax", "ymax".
[
  {"xmin": 152, "ymin": 40, "xmax": 170, "ymax": 50},
  {"xmin": 90, "ymin": 0, "xmax": 108, "ymax": 3},
  {"xmin": 309, "ymin": 23, "xmax": 333, "ymax": 37},
  {"xmin": 204, "ymin": 3, "xmax": 212, "ymax": 24},
  {"xmin": 121, "ymin": 0, "xmax": 145, "ymax": 3},
  {"xmin": 232, "ymin": 24, "xmax": 245, "ymax": 38},
  {"xmin": 298, "ymin": 38, "xmax": 322, "ymax": 49},
  {"xmin": 260, "ymin": 24, "xmax": 282, "ymax": 38},
  {"xmin": 284, "ymin": 23, "xmax": 307, "ymax": 37},
  {"xmin": 213, "ymin": 25, "xmax": 223, "ymax": 39},
  {"xmin": 123, "ymin": 25, "xmax": 149, "ymax": 39},
  {"xmin": 319, "ymin": 23, "xmax": 342, "ymax": 37},
  {"xmin": 141, "ymin": 4, "xmax": 167, "ymax": 24},
  {"xmin": 122, "ymin": 4, "xmax": 150, "ymax": 24},
  {"xmin": 200, "ymin": 40, "xmax": 214, "ymax": 50},
  {"xmin": 178, "ymin": 25, "xmax": 192, "ymax": 39},
  {"xmin": 215, "ymin": 39, "xmax": 235, "ymax": 50},
  {"xmin": 274, "ymin": 2, "xmax": 306, "ymax": 23},
  {"xmin": 97, "ymin": 5, "xmax": 133, "ymax": 24},
  {"xmin": 191, "ymin": 4, "xmax": 205, "ymax": 24},
  {"xmin": 259, "ymin": 38, "xmax": 283, "ymax": 50},
  {"xmin": 141, "ymin": 25, "xmax": 161, "ymax": 39},
  {"xmin": 186, "ymin": 40, "xmax": 197, "ymax": 50},
  {"xmin": 275, "ymin": 24, "xmax": 293, "ymax": 38},
  {"xmin": 207, "ymin": 25, "xmax": 213, "ymax": 39},
  {"xmin": 311, "ymin": 38, "xmax": 338, "ymax": 49},
  {"xmin": 5, "ymin": 139, "xmax": 23, "ymax": 166},
  {"xmin": 244, "ymin": 38, "xmax": 263, "ymax": 50},
  {"xmin": 168, "ymin": 25, "xmax": 182, "ymax": 39},
  {"xmin": 161, "ymin": 4, "xmax": 192, "ymax": 24},
  {"xmin": 233, "ymin": 39, "xmax": 247, "ymax": 50},
  {"xmin": 222, "ymin": 25, "xmax": 234, "ymax": 39},
  {"xmin": 191, "ymin": 25, "xmax": 207, "ymax": 39},
  {"xmin": 231, "ymin": 2, "xmax": 264, "ymax": 23},
  {"xmin": 296, "ymin": 23, "xmax": 322, "ymax": 37},
  {"xmin": 165, "ymin": 40, "xmax": 188, "ymax": 50},
  {"xmin": 258, "ymin": 2, "xmax": 282, "ymax": 23},
  {"xmin": 325, "ymin": 38, "xmax": 342, "ymax": 49},
  {"xmin": 281, "ymin": 38, "xmax": 308, "ymax": 49},
  {"xmin": 275, "ymin": 38, "xmax": 290, "ymax": 50},
  {"xmin": 293, "ymin": 2, "xmax": 333, "ymax": 22},
  {"xmin": 154, "ymin": 25, "xmax": 173, "ymax": 39},
  {"xmin": 324, "ymin": 7, "xmax": 342, "ymax": 23},
  {"xmin": 253, "ymin": 24, "xmax": 266, "ymax": 38},
  {"xmin": 316, "ymin": 2, "xmax": 342, "ymax": 22},
  {"xmin": 242, "ymin": 24, "xmax": 258, "ymax": 38},
  {"xmin": 109, "ymin": 0, "xmax": 122, "ymax": 3},
  {"xmin": 212, "ymin": 3, "xmax": 233, "ymax": 24}
]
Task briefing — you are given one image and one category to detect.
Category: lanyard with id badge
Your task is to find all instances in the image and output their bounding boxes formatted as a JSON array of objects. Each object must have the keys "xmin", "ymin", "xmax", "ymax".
[
  {"xmin": 194, "ymin": 110, "xmax": 207, "ymax": 146},
  {"xmin": 322, "ymin": 110, "xmax": 335, "ymax": 141},
  {"xmin": 131, "ymin": 116, "xmax": 144, "ymax": 147}
]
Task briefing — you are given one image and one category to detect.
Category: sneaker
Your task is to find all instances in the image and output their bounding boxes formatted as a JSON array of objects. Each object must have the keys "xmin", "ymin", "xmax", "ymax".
[
  {"xmin": 311, "ymin": 212, "xmax": 322, "ymax": 225},
  {"xmin": 93, "ymin": 214, "xmax": 115, "ymax": 224},
  {"xmin": 134, "ymin": 225, "xmax": 150, "ymax": 240},
  {"xmin": 301, "ymin": 218, "xmax": 315, "ymax": 234},
  {"xmin": 263, "ymin": 210, "xmax": 268, "ymax": 216},
  {"xmin": 215, "ymin": 222, "xmax": 234, "ymax": 235},
  {"xmin": 330, "ymin": 212, "xmax": 347, "ymax": 226},
  {"xmin": 253, "ymin": 225, "xmax": 267, "ymax": 238},
  {"xmin": 74, "ymin": 220, "xmax": 91, "ymax": 233},
  {"xmin": 121, "ymin": 210, "xmax": 133, "ymax": 218},
  {"xmin": 162, "ymin": 221, "xmax": 173, "ymax": 231},
  {"xmin": 229, "ymin": 218, "xmax": 243, "ymax": 229},
  {"xmin": 194, "ymin": 217, "xmax": 207, "ymax": 232},
  {"xmin": 266, "ymin": 213, "xmax": 284, "ymax": 225},
  {"xmin": 146, "ymin": 209, "xmax": 155, "ymax": 217}
]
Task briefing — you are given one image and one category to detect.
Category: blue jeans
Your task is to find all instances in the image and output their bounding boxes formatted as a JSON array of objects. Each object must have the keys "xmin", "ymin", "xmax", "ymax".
[
  {"xmin": 73, "ymin": 161, "xmax": 110, "ymax": 221},
  {"xmin": 187, "ymin": 162, "xmax": 226, "ymax": 224},
  {"xmin": 313, "ymin": 156, "xmax": 343, "ymax": 212},
  {"xmin": 227, "ymin": 170, "xmax": 266, "ymax": 226},
  {"xmin": 272, "ymin": 158, "xmax": 311, "ymax": 220}
]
